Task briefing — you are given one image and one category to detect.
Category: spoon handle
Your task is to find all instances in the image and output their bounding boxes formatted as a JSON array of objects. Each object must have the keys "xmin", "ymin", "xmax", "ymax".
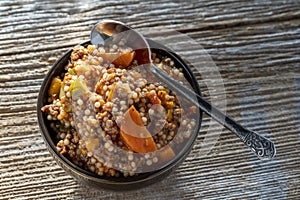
[{"xmin": 151, "ymin": 65, "xmax": 276, "ymax": 160}]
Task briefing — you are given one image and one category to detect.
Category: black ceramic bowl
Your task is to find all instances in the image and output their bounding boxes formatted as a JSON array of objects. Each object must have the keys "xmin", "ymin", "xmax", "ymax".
[{"xmin": 37, "ymin": 39, "xmax": 202, "ymax": 191}]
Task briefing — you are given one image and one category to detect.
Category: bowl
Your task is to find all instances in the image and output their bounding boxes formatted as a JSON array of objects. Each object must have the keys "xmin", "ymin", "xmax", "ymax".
[{"xmin": 37, "ymin": 39, "xmax": 203, "ymax": 191}]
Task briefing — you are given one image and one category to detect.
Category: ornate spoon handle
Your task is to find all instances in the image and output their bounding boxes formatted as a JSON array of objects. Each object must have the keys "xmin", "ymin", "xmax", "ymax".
[{"xmin": 243, "ymin": 130, "xmax": 276, "ymax": 159}]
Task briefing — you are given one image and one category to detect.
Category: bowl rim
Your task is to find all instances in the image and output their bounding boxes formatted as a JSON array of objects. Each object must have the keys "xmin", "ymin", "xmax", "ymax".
[{"xmin": 37, "ymin": 39, "xmax": 203, "ymax": 185}]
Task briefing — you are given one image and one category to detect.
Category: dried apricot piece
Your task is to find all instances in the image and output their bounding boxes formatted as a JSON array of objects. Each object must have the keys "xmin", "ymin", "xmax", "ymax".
[
  {"xmin": 159, "ymin": 145, "xmax": 175, "ymax": 162},
  {"xmin": 112, "ymin": 51, "xmax": 135, "ymax": 68},
  {"xmin": 48, "ymin": 77, "xmax": 62, "ymax": 98},
  {"xmin": 120, "ymin": 105, "xmax": 157, "ymax": 153},
  {"xmin": 100, "ymin": 51, "xmax": 135, "ymax": 68}
]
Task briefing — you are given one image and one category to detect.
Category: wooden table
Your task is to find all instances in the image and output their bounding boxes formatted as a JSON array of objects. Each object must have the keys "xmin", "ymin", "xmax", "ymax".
[{"xmin": 1, "ymin": 0, "xmax": 299, "ymax": 199}]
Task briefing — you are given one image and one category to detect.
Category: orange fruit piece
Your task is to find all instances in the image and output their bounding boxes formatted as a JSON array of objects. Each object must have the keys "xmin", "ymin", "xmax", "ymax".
[
  {"xmin": 112, "ymin": 51, "xmax": 135, "ymax": 68},
  {"xmin": 120, "ymin": 105, "xmax": 157, "ymax": 153},
  {"xmin": 100, "ymin": 51, "xmax": 135, "ymax": 68}
]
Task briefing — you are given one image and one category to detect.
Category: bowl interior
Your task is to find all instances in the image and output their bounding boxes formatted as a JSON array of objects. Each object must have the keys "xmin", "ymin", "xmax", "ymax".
[{"xmin": 37, "ymin": 39, "xmax": 203, "ymax": 184}]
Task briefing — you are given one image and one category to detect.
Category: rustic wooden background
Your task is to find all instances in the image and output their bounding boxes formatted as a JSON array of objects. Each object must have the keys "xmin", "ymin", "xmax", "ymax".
[{"xmin": 0, "ymin": 0, "xmax": 300, "ymax": 199}]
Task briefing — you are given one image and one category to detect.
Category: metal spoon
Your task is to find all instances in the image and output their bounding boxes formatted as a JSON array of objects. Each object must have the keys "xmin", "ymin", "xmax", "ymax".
[{"xmin": 90, "ymin": 20, "xmax": 276, "ymax": 160}]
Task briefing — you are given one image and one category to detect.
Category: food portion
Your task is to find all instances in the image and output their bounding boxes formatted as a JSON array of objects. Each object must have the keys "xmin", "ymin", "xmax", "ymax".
[{"xmin": 42, "ymin": 42, "xmax": 197, "ymax": 177}]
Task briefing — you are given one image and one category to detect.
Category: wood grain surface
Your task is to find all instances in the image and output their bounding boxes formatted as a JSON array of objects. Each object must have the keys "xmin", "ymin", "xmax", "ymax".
[{"xmin": 0, "ymin": 0, "xmax": 300, "ymax": 199}]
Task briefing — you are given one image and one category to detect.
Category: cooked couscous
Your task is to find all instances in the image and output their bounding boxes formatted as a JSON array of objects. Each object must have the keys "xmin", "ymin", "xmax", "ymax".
[{"xmin": 42, "ymin": 42, "xmax": 197, "ymax": 177}]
